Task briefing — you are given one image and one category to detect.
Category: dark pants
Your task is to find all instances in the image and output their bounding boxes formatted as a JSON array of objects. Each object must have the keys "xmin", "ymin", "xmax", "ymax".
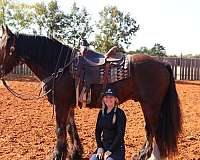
[{"xmin": 90, "ymin": 145, "xmax": 125, "ymax": 160}]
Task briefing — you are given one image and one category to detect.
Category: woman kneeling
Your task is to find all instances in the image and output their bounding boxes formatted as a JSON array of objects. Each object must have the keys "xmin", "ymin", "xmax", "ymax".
[{"xmin": 90, "ymin": 86, "xmax": 126, "ymax": 160}]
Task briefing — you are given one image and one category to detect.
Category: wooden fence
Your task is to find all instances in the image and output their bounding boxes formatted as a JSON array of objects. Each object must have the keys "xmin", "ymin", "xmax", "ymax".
[
  {"xmin": 156, "ymin": 57, "xmax": 200, "ymax": 80},
  {"xmin": 11, "ymin": 64, "xmax": 33, "ymax": 76},
  {"xmin": 8, "ymin": 57, "xmax": 200, "ymax": 80}
]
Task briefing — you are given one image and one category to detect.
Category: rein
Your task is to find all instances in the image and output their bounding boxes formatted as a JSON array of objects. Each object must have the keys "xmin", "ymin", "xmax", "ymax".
[{"xmin": 1, "ymin": 78, "xmax": 52, "ymax": 100}]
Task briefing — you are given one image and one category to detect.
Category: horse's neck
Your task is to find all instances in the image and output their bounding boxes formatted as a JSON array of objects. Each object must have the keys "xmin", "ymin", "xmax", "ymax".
[
  {"xmin": 25, "ymin": 63, "xmax": 49, "ymax": 81},
  {"xmin": 16, "ymin": 35, "xmax": 69, "ymax": 81}
]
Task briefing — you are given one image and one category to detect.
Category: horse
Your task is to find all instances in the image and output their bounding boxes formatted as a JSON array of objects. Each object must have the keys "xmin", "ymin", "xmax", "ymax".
[{"xmin": 0, "ymin": 26, "xmax": 182, "ymax": 160}]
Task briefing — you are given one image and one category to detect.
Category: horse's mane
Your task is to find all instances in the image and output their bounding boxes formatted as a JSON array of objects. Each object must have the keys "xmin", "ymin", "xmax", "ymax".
[{"xmin": 15, "ymin": 33, "xmax": 73, "ymax": 73}]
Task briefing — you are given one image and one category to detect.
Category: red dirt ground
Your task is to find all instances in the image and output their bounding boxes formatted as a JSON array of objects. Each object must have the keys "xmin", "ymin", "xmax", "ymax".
[{"xmin": 0, "ymin": 77, "xmax": 200, "ymax": 160}]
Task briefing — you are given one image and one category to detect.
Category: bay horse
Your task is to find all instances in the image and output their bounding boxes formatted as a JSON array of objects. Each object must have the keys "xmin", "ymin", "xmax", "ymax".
[{"xmin": 0, "ymin": 26, "xmax": 182, "ymax": 160}]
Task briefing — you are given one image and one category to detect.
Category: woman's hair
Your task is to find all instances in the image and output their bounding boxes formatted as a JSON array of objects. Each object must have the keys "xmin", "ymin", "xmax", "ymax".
[
  {"xmin": 112, "ymin": 106, "xmax": 117, "ymax": 124},
  {"xmin": 101, "ymin": 97, "xmax": 119, "ymax": 124}
]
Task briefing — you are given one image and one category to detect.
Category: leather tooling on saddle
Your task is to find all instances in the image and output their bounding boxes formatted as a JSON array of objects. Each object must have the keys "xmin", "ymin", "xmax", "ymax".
[{"xmin": 73, "ymin": 44, "xmax": 130, "ymax": 108}]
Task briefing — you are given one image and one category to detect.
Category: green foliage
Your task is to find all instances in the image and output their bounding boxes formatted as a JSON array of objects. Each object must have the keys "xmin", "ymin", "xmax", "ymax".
[
  {"xmin": 33, "ymin": 2, "xmax": 47, "ymax": 35},
  {"xmin": 168, "ymin": 54, "xmax": 178, "ymax": 57},
  {"xmin": 64, "ymin": 2, "xmax": 93, "ymax": 48},
  {"xmin": 94, "ymin": 6, "xmax": 139, "ymax": 52},
  {"xmin": 0, "ymin": 0, "xmax": 9, "ymax": 26},
  {"xmin": 32, "ymin": 1, "xmax": 67, "ymax": 39},
  {"xmin": 192, "ymin": 54, "xmax": 200, "ymax": 58},
  {"xmin": 6, "ymin": 2, "xmax": 34, "ymax": 32},
  {"xmin": 0, "ymin": 0, "xmax": 36, "ymax": 33},
  {"xmin": 0, "ymin": 0, "xmax": 93, "ymax": 44},
  {"xmin": 45, "ymin": 0, "xmax": 66, "ymax": 39},
  {"xmin": 182, "ymin": 54, "xmax": 200, "ymax": 58},
  {"xmin": 32, "ymin": 1, "xmax": 93, "ymax": 46},
  {"xmin": 135, "ymin": 46, "xmax": 151, "ymax": 54},
  {"xmin": 1, "ymin": 1, "xmax": 198, "ymax": 58},
  {"xmin": 133, "ymin": 43, "xmax": 167, "ymax": 57},
  {"xmin": 150, "ymin": 43, "xmax": 166, "ymax": 57}
]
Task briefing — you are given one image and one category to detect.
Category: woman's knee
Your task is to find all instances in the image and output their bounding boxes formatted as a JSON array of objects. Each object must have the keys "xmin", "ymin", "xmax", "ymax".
[
  {"xmin": 89, "ymin": 154, "xmax": 99, "ymax": 160},
  {"xmin": 107, "ymin": 157, "xmax": 114, "ymax": 160}
]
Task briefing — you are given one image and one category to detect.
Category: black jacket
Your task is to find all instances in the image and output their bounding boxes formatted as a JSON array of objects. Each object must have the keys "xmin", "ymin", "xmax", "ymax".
[{"xmin": 95, "ymin": 107, "xmax": 126, "ymax": 152}]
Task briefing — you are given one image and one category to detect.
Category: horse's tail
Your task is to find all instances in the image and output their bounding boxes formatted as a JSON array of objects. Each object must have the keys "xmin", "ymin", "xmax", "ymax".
[{"xmin": 156, "ymin": 64, "xmax": 182, "ymax": 157}]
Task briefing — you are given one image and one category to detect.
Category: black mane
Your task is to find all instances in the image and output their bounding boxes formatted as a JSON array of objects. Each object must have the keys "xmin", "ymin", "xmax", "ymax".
[{"xmin": 15, "ymin": 34, "xmax": 73, "ymax": 75}]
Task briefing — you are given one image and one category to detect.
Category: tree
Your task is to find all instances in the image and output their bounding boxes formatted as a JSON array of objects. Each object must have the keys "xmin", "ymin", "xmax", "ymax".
[
  {"xmin": 94, "ymin": 6, "xmax": 139, "ymax": 52},
  {"xmin": 6, "ymin": 2, "xmax": 34, "ymax": 32},
  {"xmin": 183, "ymin": 54, "xmax": 200, "ymax": 58},
  {"xmin": 33, "ymin": 2, "xmax": 48, "ymax": 35},
  {"xmin": 193, "ymin": 54, "xmax": 200, "ymax": 58},
  {"xmin": 45, "ymin": 0, "xmax": 66, "ymax": 39},
  {"xmin": 0, "ymin": 0, "xmax": 9, "ymax": 26},
  {"xmin": 135, "ymin": 46, "xmax": 151, "ymax": 54},
  {"xmin": 150, "ymin": 43, "xmax": 166, "ymax": 57},
  {"xmin": 64, "ymin": 2, "xmax": 93, "ymax": 48},
  {"xmin": 132, "ymin": 43, "xmax": 167, "ymax": 57}
]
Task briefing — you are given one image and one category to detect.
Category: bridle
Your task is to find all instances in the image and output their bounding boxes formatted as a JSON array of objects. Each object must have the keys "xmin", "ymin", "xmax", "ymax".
[
  {"xmin": 0, "ymin": 35, "xmax": 78, "ymax": 103},
  {"xmin": 1, "ymin": 46, "xmax": 77, "ymax": 118},
  {"xmin": 0, "ymin": 35, "xmax": 16, "ymax": 78}
]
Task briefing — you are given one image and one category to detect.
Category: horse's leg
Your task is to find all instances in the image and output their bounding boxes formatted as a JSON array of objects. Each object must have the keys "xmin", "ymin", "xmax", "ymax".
[
  {"xmin": 53, "ymin": 104, "xmax": 71, "ymax": 160},
  {"xmin": 138, "ymin": 109, "xmax": 154, "ymax": 160},
  {"xmin": 133, "ymin": 103, "xmax": 160, "ymax": 160},
  {"xmin": 148, "ymin": 141, "xmax": 163, "ymax": 160},
  {"xmin": 67, "ymin": 108, "xmax": 83, "ymax": 160}
]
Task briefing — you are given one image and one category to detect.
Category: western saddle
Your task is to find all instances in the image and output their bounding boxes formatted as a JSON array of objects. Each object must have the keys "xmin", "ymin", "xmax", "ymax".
[
  {"xmin": 82, "ymin": 46, "xmax": 124, "ymax": 66},
  {"xmin": 74, "ymin": 42, "xmax": 130, "ymax": 107}
]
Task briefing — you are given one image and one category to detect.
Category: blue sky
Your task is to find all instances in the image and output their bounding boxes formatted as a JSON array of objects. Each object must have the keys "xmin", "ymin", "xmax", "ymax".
[{"xmin": 20, "ymin": 0, "xmax": 200, "ymax": 55}]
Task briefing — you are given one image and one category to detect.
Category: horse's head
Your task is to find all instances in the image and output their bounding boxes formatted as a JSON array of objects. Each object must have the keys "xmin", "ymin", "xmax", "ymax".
[{"xmin": 0, "ymin": 26, "xmax": 19, "ymax": 78}]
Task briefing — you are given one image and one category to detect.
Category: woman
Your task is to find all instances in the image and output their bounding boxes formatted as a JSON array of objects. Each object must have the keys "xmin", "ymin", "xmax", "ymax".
[{"xmin": 90, "ymin": 86, "xmax": 127, "ymax": 160}]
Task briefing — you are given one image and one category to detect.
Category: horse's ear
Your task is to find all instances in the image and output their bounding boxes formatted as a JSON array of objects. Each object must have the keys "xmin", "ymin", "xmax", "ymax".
[
  {"xmin": 5, "ymin": 25, "xmax": 13, "ymax": 35},
  {"xmin": 2, "ymin": 25, "xmax": 5, "ymax": 34}
]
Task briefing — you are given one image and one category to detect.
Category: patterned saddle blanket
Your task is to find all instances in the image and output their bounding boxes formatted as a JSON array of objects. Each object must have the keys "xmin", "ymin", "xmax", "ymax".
[{"xmin": 72, "ymin": 47, "xmax": 131, "ymax": 107}]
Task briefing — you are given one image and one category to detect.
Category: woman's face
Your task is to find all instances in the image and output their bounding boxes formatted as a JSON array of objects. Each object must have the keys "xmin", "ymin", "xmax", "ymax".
[{"xmin": 103, "ymin": 95, "xmax": 118, "ymax": 108}]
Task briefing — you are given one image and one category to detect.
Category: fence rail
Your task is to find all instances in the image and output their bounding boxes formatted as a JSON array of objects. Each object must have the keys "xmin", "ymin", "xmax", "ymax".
[
  {"xmin": 8, "ymin": 57, "xmax": 200, "ymax": 80},
  {"xmin": 11, "ymin": 64, "xmax": 33, "ymax": 76},
  {"xmin": 156, "ymin": 57, "xmax": 200, "ymax": 80}
]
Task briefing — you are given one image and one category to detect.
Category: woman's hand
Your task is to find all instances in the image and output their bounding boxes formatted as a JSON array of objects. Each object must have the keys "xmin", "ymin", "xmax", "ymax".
[
  {"xmin": 96, "ymin": 147, "xmax": 104, "ymax": 159},
  {"xmin": 104, "ymin": 150, "xmax": 112, "ymax": 160}
]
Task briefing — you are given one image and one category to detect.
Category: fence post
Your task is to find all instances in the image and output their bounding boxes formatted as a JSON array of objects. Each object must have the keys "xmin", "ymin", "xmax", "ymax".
[{"xmin": 180, "ymin": 53, "xmax": 182, "ymax": 80}]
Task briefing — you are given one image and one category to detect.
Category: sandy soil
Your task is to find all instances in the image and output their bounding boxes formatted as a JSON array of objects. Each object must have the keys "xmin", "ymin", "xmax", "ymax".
[{"xmin": 0, "ymin": 78, "xmax": 200, "ymax": 160}]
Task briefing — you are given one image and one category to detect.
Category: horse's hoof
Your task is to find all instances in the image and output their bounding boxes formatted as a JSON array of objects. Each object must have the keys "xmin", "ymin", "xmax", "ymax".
[{"xmin": 136, "ymin": 145, "xmax": 153, "ymax": 160}]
